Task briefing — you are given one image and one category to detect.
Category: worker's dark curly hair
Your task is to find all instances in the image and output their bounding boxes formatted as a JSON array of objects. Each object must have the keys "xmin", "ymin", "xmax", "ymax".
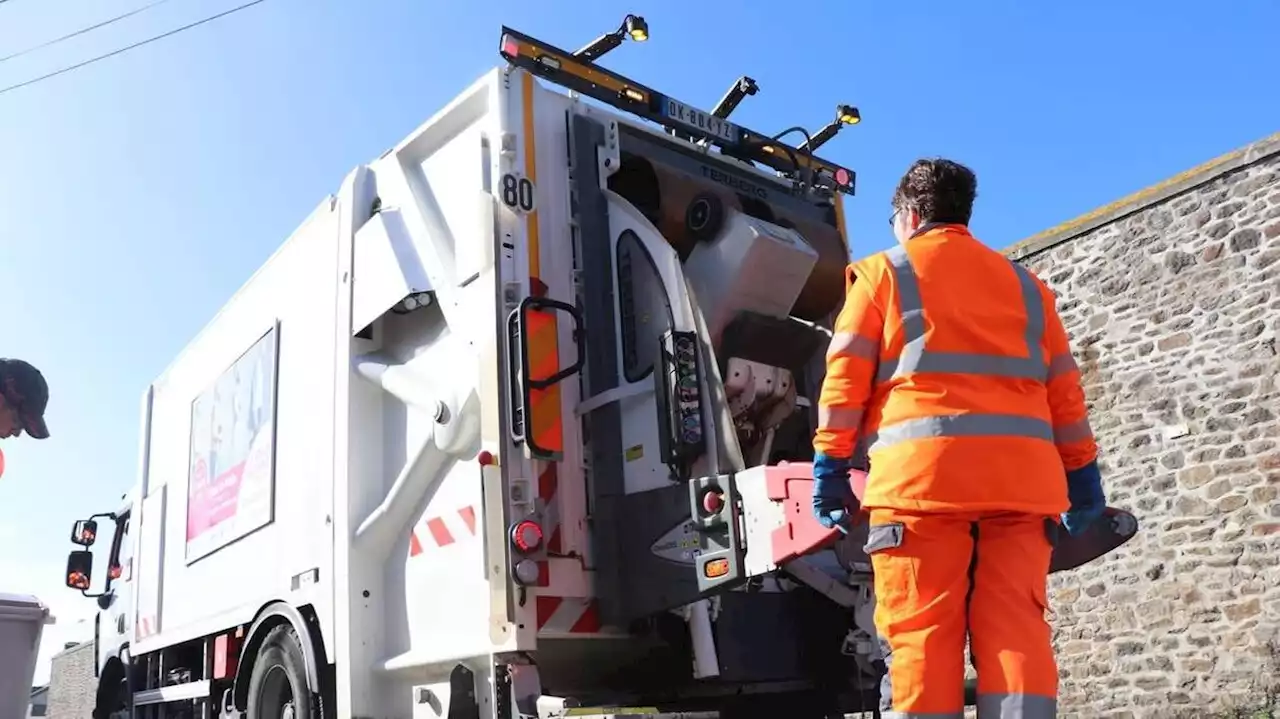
[{"xmin": 891, "ymin": 158, "xmax": 978, "ymax": 226}]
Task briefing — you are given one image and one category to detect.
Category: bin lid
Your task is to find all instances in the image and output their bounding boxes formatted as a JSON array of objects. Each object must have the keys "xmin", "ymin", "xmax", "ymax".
[{"xmin": 0, "ymin": 593, "xmax": 56, "ymax": 624}]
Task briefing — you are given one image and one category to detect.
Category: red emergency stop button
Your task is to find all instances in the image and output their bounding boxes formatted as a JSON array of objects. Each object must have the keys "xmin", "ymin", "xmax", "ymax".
[{"xmin": 702, "ymin": 489, "xmax": 724, "ymax": 515}]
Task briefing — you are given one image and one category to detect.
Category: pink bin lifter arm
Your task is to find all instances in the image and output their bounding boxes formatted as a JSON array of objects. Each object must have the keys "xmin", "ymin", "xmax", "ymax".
[{"xmin": 734, "ymin": 462, "xmax": 1139, "ymax": 580}]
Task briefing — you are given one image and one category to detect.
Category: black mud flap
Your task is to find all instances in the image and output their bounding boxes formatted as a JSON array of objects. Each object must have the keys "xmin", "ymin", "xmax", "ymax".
[{"xmin": 446, "ymin": 664, "xmax": 479, "ymax": 719}]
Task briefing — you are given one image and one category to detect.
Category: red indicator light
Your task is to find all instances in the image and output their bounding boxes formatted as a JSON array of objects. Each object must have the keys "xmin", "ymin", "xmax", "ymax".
[
  {"xmin": 501, "ymin": 35, "xmax": 520, "ymax": 59},
  {"xmin": 478, "ymin": 450, "xmax": 496, "ymax": 467},
  {"xmin": 511, "ymin": 520, "xmax": 544, "ymax": 553},
  {"xmin": 835, "ymin": 168, "xmax": 851, "ymax": 187}
]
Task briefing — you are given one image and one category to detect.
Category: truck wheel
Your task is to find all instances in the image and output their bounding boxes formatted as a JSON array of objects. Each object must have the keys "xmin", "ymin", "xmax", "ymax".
[
  {"xmin": 93, "ymin": 661, "xmax": 130, "ymax": 719},
  {"xmin": 93, "ymin": 677, "xmax": 129, "ymax": 719},
  {"xmin": 246, "ymin": 624, "xmax": 319, "ymax": 719}
]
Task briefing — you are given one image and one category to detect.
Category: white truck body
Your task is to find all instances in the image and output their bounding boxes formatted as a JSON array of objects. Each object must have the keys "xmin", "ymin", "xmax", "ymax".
[{"xmin": 65, "ymin": 21, "xmax": 891, "ymax": 719}]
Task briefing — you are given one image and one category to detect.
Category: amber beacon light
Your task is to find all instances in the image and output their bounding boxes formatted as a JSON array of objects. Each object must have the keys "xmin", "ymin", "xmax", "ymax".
[
  {"xmin": 574, "ymin": 13, "xmax": 650, "ymax": 61},
  {"xmin": 799, "ymin": 103, "xmax": 863, "ymax": 154}
]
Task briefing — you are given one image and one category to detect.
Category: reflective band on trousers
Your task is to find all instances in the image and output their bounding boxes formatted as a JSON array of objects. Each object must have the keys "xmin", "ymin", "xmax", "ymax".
[
  {"xmin": 877, "ymin": 245, "xmax": 1048, "ymax": 384},
  {"xmin": 879, "ymin": 692, "xmax": 1058, "ymax": 718},
  {"xmin": 976, "ymin": 692, "xmax": 1058, "ymax": 718}
]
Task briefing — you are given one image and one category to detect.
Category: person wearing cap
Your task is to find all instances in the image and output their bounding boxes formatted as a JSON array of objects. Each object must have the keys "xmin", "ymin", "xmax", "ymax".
[
  {"xmin": 811, "ymin": 158, "xmax": 1105, "ymax": 718},
  {"xmin": 0, "ymin": 359, "xmax": 51, "ymax": 440}
]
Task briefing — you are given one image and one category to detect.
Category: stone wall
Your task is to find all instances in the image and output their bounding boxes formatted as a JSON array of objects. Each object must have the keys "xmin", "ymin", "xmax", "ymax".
[
  {"xmin": 45, "ymin": 640, "xmax": 96, "ymax": 719},
  {"xmin": 1005, "ymin": 131, "xmax": 1280, "ymax": 718}
]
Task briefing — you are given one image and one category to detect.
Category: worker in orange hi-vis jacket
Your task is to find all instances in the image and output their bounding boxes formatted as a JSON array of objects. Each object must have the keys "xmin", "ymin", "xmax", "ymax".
[{"xmin": 812, "ymin": 158, "xmax": 1104, "ymax": 719}]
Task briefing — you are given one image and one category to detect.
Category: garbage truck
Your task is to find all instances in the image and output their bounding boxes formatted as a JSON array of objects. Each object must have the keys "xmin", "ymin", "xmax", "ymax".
[{"xmin": 60, "ymin": 15, "xmax": 1137, "ymax": 719}]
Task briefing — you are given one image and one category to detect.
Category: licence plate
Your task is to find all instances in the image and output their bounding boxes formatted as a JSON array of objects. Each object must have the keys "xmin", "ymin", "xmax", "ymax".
[{"xmin": 661, "ymin": 97, "xmax": 738, "ymax": 144}]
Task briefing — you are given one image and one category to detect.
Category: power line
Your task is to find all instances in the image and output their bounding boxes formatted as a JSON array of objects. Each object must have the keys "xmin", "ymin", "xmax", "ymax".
[
  {"xmin": 0, "ymin": 0, "xmax": 175, "ymax": 65},
  {"xmin": 0, "ymin": 0, "xmax": 269, "ymax": 97}
]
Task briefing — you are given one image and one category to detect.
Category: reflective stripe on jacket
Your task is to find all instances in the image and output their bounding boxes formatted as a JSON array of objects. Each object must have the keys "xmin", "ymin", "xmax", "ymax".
[{"xmin": 814, "ymin": 223, "xmax": 1097, "ymax": 514}]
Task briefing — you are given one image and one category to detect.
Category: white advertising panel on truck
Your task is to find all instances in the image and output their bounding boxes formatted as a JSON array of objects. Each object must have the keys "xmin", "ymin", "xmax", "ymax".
[{"xmin": 185, "ymin": 324, "xmax": 280, "ymax": 564}]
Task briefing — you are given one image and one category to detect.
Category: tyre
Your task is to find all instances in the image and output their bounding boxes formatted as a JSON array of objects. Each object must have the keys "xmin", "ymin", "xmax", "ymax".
[
  {"xmin": 246, "ymin": 624, "xmax": 320, "ymax": 719},
  {"xmin": 92, "ymin": 661, "xmax": 130, "ymax": 719}
]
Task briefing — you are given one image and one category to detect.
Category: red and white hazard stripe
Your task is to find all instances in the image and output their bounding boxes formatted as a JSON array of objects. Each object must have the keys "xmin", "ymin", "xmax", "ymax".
[
  {"xmin": 533, "ymin": 464, "xmax": 561, "ymax": 586},
  {"xmin": 538, "ymin": 464, "xmax": 563, "ymax": 554},
  {"xmin": 536, "ymin": 596, "xmax": 600, "ymax": 634},
  {"xmin": 409, "ymin": 506, "xmax": 478, "ymax": 557}
]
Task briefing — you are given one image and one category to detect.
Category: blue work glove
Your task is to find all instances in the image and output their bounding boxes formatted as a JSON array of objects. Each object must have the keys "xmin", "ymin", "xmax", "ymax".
[
  {"xmin": 1061, "ymin": 459, "xmax": 1106, "ymax": 536},
  {"xmin": 813, "ymin": 452, "xmax": 859, "ymax": 534}
]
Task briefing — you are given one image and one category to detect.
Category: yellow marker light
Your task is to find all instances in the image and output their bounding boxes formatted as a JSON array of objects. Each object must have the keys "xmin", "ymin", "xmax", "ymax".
[
  {"xmin": 704, "ymin": 558, "xmax": 730, "ymax": 579},
  {"xmin": 621, "ymin": 87, "xmax": 645, "ymax": 103},
  {"xmin": 625, "ymin": 14, "xmax": 649, "ymax": 42},
  {"xmin": 838, "ymin": 104, "xmax": 861, "ymax": 125}
]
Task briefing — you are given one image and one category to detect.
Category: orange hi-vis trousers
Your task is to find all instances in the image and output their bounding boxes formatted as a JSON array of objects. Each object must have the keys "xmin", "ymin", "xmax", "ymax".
[{"xmin": 866, "ymin": 508, "xmax": 1060, "ymax": 718}]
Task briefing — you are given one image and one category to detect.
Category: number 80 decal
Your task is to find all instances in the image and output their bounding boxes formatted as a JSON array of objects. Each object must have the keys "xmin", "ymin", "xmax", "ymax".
[{"xmin": 500, "ymin": 173, "xmax": 536, "ymax": 214}]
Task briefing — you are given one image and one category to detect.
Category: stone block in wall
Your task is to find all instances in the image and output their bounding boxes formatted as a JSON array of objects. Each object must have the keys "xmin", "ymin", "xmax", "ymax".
[{"xmin": 45, "ymin": 640, "xmax": 96, "ymax": 719}]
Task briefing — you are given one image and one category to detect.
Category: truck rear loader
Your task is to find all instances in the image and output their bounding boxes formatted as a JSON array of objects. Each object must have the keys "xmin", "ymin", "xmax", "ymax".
[{"xmin": 59, "ymin": 16, "xmax": 1137, "ymax": 719}]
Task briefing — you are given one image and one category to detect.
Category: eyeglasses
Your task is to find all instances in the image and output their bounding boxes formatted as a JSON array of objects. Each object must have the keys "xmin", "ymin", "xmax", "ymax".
[{"xmin": 888, "ymin": 208, "xmax": 900, "ymax": 227}]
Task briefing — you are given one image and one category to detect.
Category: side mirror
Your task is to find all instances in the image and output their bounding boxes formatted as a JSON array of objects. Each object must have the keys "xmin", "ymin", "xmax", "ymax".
[
  {"xmin": 66, "ymin": 550, "xmax": 94, "ymax": 592},
  {"xmin": 71, "ymin": 520, "xmax": 99, "ymax": 547}
]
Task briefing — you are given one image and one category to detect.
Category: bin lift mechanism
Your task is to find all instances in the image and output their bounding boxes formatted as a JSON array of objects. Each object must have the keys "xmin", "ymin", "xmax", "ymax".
[
  {"xmin": 499, "ymin": 14, "xmax": 870, "ymax": 609},
  {"xmin": 498, "ymin": 15, "xmax": 1139, "ymax": 612}
]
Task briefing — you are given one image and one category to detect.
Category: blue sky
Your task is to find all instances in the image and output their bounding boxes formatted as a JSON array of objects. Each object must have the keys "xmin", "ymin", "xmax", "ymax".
[{"xmin": 1, "ymin": 0, "xmax": 1276, "ymax": 684}]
